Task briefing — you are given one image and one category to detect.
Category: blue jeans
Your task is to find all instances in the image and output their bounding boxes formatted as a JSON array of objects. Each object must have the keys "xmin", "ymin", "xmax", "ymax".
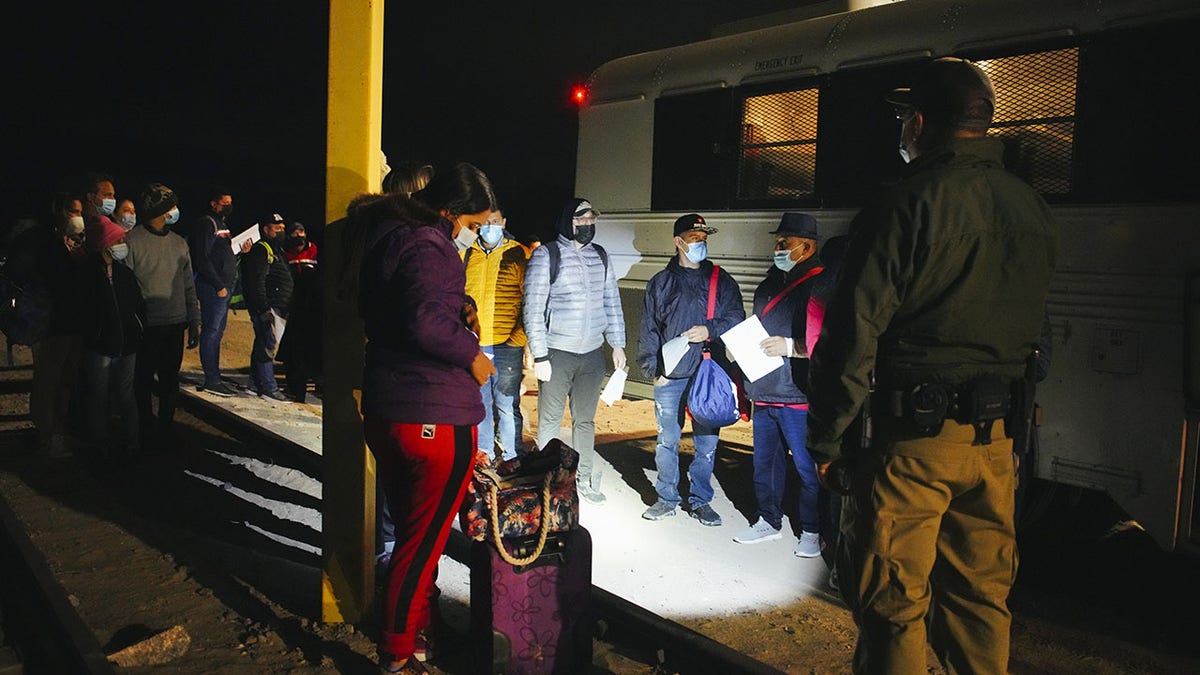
[
  {"xmin": 196, "ymin": 280, "xmax": 230, "ymax": 387},
  {"xmin": 249, "ymin": 308, "xmax": 286, "ymax": 394},
  {"xmin": 752, "ymin": 404, "xmax": 819, "ymax": 532},
  {"xmin": 653, "ymin": 376, "xmax": 719, "ymax": 508},
  {"xmin": 478, "ymin": 343, "xmax": 524, "ymax": 460}
]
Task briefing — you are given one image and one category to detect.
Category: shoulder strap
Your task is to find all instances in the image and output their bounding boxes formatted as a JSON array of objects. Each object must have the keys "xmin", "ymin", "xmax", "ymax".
[
  {"xmin": 706, "ymin": 265, "xmax": 720, "ymax": 320},
  {"xmin": 462, "ymin": 246, "xmax": 473, "ymax": 269},
  {"xmin": 761, "ymin": 266, "xmax": 823, "ymax": 317},
  {"xmin": 548, "ymin": 243, "xmax": 561, "ymax": 285},
  {"xmin": 256, "ymin": 240, "xmax": 275, "ymax": 265},
  {"xmin": 548, "ymin": 242, "xmax": 609, "ymax": 286}
]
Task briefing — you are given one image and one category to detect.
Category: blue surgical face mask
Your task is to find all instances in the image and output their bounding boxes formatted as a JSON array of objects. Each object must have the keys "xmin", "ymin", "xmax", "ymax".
[
  {"xmin": 99, "ymin": 198, "xmax": 116, "ymax": 216},
  {"xmin": 119, "ymin": 213, "xmax": 137, "ymax": 230},
  {"xmin": 479, "ymin": 224, "xmax": 504, "ymax": 247},
  {"xmin": 108, "ymin": 243, "xmax": 129, "ymax": 261},
  {"xmin": 898, "ymin": 144, "xmax": 912, "ymax": 164},
  {"xmin": 683, "ymin": 240, "xmax": 707, "ymax": 264},
  {"xmin": 773, "ymin": 249, "xmax": 797, "ymax": 272},
  {"xmin": 164, "ymin": 207, "xmax": 180, "ymax": 225}
]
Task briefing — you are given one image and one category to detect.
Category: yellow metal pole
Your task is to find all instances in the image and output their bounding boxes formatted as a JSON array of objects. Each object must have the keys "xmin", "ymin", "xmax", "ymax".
[{"xmin": 322, "ymin": 0, "xmax": 384, "ymax": 623}]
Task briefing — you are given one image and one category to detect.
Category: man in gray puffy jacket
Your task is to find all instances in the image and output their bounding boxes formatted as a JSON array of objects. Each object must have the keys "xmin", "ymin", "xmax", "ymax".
[{"xmin": 523, "ymin": 198, "xmax": 626, "ymax": 503}]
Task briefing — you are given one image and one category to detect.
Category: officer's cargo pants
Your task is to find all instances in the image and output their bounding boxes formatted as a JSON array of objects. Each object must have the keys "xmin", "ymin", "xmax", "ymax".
[{"xmin": 838, "ymin": 420, "xmax": 1017, "ymax": 675}]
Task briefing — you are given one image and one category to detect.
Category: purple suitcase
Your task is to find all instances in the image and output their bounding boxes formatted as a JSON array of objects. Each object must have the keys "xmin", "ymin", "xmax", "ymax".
[{"xmin": 470, "ymin": 528, "xmax": 593, "ymax": 675}]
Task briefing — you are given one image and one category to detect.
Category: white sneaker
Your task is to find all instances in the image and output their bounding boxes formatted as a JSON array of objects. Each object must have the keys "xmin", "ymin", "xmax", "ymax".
[
  {"xmin": 794, "ymin": 531, "xmax": 822, "ymax": 558},
  {"xmin": 733, "ymin": 518, "xmax": 782, "ymax": 544}
]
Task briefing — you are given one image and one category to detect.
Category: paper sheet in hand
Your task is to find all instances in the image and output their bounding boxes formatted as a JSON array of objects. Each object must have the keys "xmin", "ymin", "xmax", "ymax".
[
  {"xmin": 600, "ymin": 368, "xmax": 627, "ymax": 406},
  {"xmin": 230, "ymin": 224, "xmax": 261, "ymax": 254},
  {"xmin": 660, "ymin": 335, "xmax": 690, "ymax": 378},
  {"xmin": 721, "ymin": 315, "xmax": 784, "ymax": 382}
]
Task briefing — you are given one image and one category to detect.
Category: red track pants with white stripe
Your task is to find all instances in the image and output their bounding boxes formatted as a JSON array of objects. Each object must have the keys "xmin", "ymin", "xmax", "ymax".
[{"xmin": 365, "ymin": 418, "xmax": 476, "ymax": 661}]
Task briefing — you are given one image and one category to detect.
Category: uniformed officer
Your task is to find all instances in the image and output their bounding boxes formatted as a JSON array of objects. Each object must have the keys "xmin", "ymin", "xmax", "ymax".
[{"xmin": 806, "ymin": 58, "xmax": 1057, "ymax": 674}]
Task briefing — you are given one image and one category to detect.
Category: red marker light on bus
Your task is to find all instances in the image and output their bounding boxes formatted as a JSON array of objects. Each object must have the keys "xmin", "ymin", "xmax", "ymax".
[{"xmin": 572, "ymin": 85, "xmax": 587, "ymax": 105}]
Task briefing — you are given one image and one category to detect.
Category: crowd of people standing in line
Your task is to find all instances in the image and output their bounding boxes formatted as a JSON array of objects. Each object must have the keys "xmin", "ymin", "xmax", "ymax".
[
  {"xmin": 0, "ymin": 173, "xmax": 325, "ymax": 461},
  {"xmin": 359, "ymin": 57, "xmax": 1054, "ymax": 675}
]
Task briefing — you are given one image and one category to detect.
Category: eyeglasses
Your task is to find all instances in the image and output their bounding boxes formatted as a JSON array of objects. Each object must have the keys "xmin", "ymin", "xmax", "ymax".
[{"xmin": 572, "ymin": 216, "xmax": 597, "ymax": 226}]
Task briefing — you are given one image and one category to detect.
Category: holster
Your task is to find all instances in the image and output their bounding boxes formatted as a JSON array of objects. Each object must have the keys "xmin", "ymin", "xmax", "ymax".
[{"xmin": 881, "ymin": 375, "xmax": 1014, "ymax": 444}]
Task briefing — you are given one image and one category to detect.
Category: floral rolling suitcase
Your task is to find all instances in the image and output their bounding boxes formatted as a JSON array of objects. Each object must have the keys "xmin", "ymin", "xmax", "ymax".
[{"xmin": 469, "ymin": 528, "xmax": 593, "ymax": 675}]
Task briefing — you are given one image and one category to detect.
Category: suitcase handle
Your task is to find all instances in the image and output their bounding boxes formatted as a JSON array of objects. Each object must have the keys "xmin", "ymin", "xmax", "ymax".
[{"xmin": 486, "ymin": 471, "xmax": 553, "ymax": 566}]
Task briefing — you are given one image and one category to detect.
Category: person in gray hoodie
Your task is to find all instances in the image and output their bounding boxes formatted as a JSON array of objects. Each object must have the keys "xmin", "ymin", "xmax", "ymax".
[
  {"xmin": 124, "ymin": 183, "xmax": 200, "ymax": 449},
  {"xmin": 523, "ymin": 198, "xmax": 626, "ymax": 503}
]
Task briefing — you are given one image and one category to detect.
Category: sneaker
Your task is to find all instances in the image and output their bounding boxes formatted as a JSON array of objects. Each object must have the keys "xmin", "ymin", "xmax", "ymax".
[
  {"xmin": 795, "ymin": 530, "xmax": 822, "ymax": 558},
  {"xmin": 201, "ymin": 382, "xmax": 238, "ymax": 397},
  {"xmin": 733, "ymin": 518, "xmax": 782, "ymax": 544},
  {"xmin": 260, "ymin": 389, "xmax": 290, "ymax": 402},
  {"xmin": 689, "ymin": 503, "xmax": 722, "ymax": 527},
  {"xmin": 641, "ymin": 499, "xmax": 677, "ymax": 520},
  {"xmin": 578, "ymin": 481, "xmax": 606, "ymax": 504},
  {"xmin": 381, "ymin": 656, "xmax": 429, "ymax": 674}
]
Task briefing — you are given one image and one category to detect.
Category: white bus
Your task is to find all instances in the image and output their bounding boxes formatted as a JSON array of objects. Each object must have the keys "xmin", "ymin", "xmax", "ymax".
[{"xmin": 575, "ymin": 0, "xmax": 1200, "ymax": 552}]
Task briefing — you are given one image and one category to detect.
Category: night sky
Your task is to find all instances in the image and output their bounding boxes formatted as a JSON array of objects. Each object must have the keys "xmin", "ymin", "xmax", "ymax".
[{"xmin": 8, "ymin": 1, "xmax": 813, "ymax": 243}]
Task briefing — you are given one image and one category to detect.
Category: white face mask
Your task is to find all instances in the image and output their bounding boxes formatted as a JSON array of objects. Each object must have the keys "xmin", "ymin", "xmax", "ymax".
[
  {"xmin": 773, "ymin": 249, "xmax": 797, "ymax": 272},
  {"xmin": 454, "ymin": 224, "xmax": 479, "ymax": 252},
  {"xmin": 119, "ymin": 213, "xmax": 137, "ymax": 230},
  {"xmin": 108, "ymin": 243, "xmax": 129, "ymax": 261},
  {"xmin": 69, "ymin": 215, "xmax": 85, "ymax": 234},
  {"xmin": 682, "ymin": 240, "xmax": 708, "ymax": 264},
  {"xmin": 99, "ymin": 198, "xmax": 116, "ymax": 216},
  {"xmin": 164, "ymin": 207, "xmax": 180, "ymax": 225},
  {"xmin": 899, "ymin": 144, "xmax": 912, "ymax": 164}
]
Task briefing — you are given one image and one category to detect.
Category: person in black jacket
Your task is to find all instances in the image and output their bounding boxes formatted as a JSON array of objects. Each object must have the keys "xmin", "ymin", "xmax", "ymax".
[
  {"xmin": 188, "ymin": 186, "xmax": 249, "ymax": 397},
  {"xmin": 81, "ymin": 218, "xmax": 145, "ymax": 459},
  {"xmin": 733, "ymin": 213, "xmax": 826, "ymax": 558},
  {"xmin": 637, "ymin": 214, "xmax": 744, "ymax": 526},
  {"xmin": 241, "ymin": 213, "xmax": 293, "ymax": 401}
]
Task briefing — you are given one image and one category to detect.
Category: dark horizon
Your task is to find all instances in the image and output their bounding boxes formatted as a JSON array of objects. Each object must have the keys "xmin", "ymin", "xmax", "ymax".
[{"xmin": 5, "ymin": 1, "xmax": 814, "ymax": 243}]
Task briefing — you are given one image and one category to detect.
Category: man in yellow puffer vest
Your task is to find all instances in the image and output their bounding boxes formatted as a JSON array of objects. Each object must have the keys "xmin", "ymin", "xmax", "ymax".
[{"xmin": 461, "ymin": 207, "xmax": 530, "ymax": 461}]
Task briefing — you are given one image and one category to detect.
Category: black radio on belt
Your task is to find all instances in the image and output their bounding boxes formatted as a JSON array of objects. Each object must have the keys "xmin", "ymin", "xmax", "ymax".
[{"xmin": 886, "ymin": 376, "xmax": 1012, "ymax": 441}]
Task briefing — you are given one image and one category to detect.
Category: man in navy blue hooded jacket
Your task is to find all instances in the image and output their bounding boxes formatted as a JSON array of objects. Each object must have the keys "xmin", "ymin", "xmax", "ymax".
[{"xmin": 637, "ymin": 214, "xmax": 744, "ymax": 526}]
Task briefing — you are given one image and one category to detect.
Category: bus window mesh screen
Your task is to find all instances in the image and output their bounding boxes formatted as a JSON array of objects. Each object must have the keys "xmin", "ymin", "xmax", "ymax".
[
  {"xmin": 981, "ymin": 48, "xmax": 1078, "ymax": 194},
  {"xmin": 738, "ymin": 88, "xmax": 818, "ymax": 200}
]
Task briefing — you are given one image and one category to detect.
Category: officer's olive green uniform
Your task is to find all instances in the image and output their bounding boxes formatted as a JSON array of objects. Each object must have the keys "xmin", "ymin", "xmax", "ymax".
[{"xmin": 808, "ymin": 137, "xmax": 1056, "ymax": 675}]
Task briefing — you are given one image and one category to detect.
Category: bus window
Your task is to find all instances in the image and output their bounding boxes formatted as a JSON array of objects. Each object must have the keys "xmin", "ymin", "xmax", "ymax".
[
  {"xmin": 981, "ymin": 48, "xmax": 1079, "ymax": 195},
  {"xmin": 652, "ymin": 89, "xmax": 734, "ymax": 211},
  {"xmin": 737, "ymin": 87, "xmax": 819, "ymax": 202}
]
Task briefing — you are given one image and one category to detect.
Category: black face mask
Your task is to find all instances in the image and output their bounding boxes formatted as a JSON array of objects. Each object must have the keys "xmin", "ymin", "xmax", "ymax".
[
  {"xmin": 573, "ymin": 224, "xmax": 595, "ymax": 245},
  {"xmin": 286, "ymin": 235, "xmax": 307, "ymax": 250},
  {"xmin": 219, "ymin": 204, "xmax": 233, "ymax": 218}
]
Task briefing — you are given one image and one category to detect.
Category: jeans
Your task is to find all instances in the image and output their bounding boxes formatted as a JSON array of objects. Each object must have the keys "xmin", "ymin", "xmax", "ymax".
[
  {"xmin": 135, "ymin": 323, "xmax": 185, "ymax": 431},
  {"xmin": 535, "ymin": 348, "xmax": 605, "ymax": 487},
  {"xmin": 751, "ymin": 404, "xmax": 819, "ymax": 532},
  {"xmin": 478, "ymin": 343, "xmax": 525, "ymax": 460},
  {"xmin": 653, "ymin": 376, "xmax": 719, "ymax": 507},
  {"xmin": 249, "ymin": 308, "xmax": 286, "ymax": 394},
  {"xmin": 83, "ymin": 350, "xmax": 138, "ymax": 451},
  {"xmin": 196, "ymin": 280, "xmax": 230, "ymax": 387}
]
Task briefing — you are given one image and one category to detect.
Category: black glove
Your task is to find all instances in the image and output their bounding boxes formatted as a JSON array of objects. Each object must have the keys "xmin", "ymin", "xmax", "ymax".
[{"xmin": 186, "ymin": 321, "xmax": 200, "ymax": 349}]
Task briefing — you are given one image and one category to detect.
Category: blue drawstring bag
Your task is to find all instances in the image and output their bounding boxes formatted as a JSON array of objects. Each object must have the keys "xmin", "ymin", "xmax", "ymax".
[{"xmin": 687, "ymin": 351, "xmax": 740, "ymax": 428}]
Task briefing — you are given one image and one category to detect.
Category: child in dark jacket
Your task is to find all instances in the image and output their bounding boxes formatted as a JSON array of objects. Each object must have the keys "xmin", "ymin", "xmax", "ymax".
[{"xmin": 82, "ymin": 218, "xmax": 146, "ymax": 459}]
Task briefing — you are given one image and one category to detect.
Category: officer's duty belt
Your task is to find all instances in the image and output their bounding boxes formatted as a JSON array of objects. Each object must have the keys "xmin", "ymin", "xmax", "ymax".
[{"xmin": 876, "ymin": 375, "xmax": 1015, "ymax": 445}]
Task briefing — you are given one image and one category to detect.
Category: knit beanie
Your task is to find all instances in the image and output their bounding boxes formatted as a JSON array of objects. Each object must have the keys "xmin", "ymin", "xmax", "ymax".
[
  {"xmin": 87, "ymin": 216, "xmax": 127, "ymax": 253},
  {"xmin": 139, "ymin": 183, "xmax": 179, "ymax": 220}
]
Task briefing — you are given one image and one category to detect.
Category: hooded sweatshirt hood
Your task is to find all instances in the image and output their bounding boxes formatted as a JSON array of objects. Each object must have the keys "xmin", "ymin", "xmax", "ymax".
[{"xmin": 556, "ymin": 197, "xmax": 590, "ymax": 240}]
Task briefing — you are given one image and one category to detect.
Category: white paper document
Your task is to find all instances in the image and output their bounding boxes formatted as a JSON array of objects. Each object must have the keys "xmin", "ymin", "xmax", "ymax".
[
  {"xmin": 721, "ymin": 315, "xmax": 784, "ymax": 383},
  {"xmin": 660, "ymin": 335, "xmax": 691, "ymax": 378},
  {"xmin": 599, "ymin": 368, "xmax": 627, "ymax": 406},
  {"xmin": 231, "ymin": 224, "xmax": 261, "ymax": 254}
]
